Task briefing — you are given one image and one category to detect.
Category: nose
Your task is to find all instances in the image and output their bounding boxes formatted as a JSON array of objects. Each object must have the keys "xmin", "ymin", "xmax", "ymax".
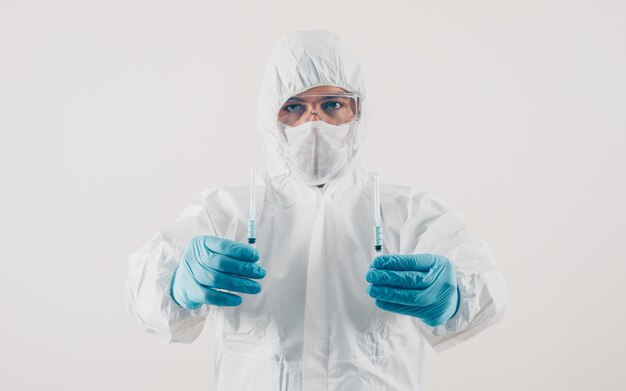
[{"xmin": 307, "ymin": 109, "xmax": 321, "ymax": 122}]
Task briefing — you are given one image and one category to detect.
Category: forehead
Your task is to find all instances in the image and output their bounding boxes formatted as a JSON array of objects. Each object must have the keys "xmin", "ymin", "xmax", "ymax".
[
  {"xmin": 295, "ymin": 85, "xmax": 348, "ymax": 96},
  {"xmin": 284, "ymin": 86, "xmax": 351, "ymax": 104}
]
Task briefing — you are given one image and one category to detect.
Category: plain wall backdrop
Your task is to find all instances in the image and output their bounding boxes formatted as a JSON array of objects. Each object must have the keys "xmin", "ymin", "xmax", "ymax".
[{"xmin": 1, "ymin": 0, "xmax": 625, "ymax": 390}]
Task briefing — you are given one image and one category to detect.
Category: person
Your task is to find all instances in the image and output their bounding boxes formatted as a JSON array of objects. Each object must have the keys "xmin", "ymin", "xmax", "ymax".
[{"xmin": 125, "ymin": 30, "xmax": 508, "ymax": 391}]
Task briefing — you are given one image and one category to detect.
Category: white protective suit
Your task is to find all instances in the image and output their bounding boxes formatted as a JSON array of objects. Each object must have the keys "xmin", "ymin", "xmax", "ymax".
[{"xmin": 126, "ymin": 30, "xmax": 508, "ymax": 391}]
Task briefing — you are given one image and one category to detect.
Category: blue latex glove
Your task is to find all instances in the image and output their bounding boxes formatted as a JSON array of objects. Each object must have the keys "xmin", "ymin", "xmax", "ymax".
[
  {"xmin": 366, "ymin": 254, "xmax": 459, "ymax": 327},
  {"xmin": 171, "ymin": 236, "xmax": 266, "ymax": 309}
]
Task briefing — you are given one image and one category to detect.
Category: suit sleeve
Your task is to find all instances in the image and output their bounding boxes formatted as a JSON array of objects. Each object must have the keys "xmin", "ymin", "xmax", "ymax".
[
  {"xmin": 398, "ymin": 191, "xmax": 508, "ymax": 352},
  {"xmin": 125, "ymin": 187, "xmax": 241, "ymax": 344}
]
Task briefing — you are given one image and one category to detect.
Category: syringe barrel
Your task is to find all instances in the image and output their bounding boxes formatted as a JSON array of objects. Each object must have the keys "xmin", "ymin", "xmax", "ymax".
[
  {"xmin": 248, "ymin": 219, "xmax": 257, "ymax": 244},
  {"xmin": 374, "ymin": 225, "xmax": 383, "ymax": 249}
]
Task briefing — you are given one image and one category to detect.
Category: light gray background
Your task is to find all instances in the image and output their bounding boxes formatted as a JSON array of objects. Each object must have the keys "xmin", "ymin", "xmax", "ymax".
[{"xmin": 1, "ymin": 0, "xmax": 624, "ymax": 390}]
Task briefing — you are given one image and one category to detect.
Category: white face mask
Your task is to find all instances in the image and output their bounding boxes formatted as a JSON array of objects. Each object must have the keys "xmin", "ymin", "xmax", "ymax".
[{"xmin": 282, "ymin": 120, "xmax": 353, "ymax": 186}]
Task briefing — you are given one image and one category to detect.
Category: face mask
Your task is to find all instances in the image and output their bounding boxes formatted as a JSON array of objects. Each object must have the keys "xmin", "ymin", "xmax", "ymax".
[{"xmin": 282, "ymin": 120, "xmax": 353, "ymax": 186}]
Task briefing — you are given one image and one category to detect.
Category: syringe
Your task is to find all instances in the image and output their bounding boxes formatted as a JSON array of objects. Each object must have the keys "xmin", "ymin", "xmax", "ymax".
[
  {"xmin": 373, "ymin": 174, "xmax": 383, "ymax": 253},
  {"xmin": 248, "ymin": 168, "xmax": 257, "ymax": 246}
]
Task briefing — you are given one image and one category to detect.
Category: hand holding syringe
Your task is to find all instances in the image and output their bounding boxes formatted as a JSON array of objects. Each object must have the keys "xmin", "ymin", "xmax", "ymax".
[{"xmin": 169, "ymin": 168, "xmax": 264, "ymax": 309}]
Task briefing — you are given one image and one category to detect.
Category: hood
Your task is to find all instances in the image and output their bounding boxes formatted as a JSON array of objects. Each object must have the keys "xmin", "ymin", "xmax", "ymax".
[{"xmin": 256, "ymin": 30, "xmax": 368, "ymax": 189}]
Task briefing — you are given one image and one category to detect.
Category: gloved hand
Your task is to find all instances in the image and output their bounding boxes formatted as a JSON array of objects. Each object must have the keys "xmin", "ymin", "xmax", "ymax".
[
  {"xmin": 171, "ymin": 235, "xmax": 266, "ymax": 310},
  {"xmin": 365, "ymin": 254, "xmax": 459, "ymax": 327}
]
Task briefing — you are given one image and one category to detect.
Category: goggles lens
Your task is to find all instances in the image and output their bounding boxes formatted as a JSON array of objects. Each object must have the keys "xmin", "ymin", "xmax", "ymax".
[{"xmin": 278, "ymin": 93, "xmax": 358, "ymax": 127}]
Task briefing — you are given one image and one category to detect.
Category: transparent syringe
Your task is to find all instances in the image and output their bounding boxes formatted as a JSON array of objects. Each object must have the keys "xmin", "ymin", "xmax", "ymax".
[
  {"xmin": 373, "ymin": 174, "xmax": 383, "ymax": 253},
  {"xmin": 248, "ymin": 168, "xmax": 257, "ymax": 246}
]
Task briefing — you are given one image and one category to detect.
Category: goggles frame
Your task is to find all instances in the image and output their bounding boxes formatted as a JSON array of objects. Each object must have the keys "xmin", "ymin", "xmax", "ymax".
[{"xmin": 278, "ymin": 92, "xmax": 361, "ymax": 128}]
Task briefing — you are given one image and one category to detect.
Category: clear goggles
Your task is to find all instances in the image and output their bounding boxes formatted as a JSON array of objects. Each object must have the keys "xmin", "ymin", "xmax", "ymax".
[{"xmin": 278, "ymin": 93, "xmax": 359, "ymax": 127}]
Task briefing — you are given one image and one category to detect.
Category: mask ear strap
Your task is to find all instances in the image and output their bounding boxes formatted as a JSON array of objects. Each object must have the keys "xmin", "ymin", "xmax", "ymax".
[
  {"xmin": 276, "ymin": 121, "xmax": 290, "ymax": 145},
  {"xmin": 342, "ymin": 120, "xmax": 357, "ymax": 148}
]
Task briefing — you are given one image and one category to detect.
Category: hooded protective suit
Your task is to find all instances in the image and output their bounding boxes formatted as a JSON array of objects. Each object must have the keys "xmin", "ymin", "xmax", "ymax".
[{"xmin": 126, "ymin": 30, "xmax": 508, "ymax": 391}]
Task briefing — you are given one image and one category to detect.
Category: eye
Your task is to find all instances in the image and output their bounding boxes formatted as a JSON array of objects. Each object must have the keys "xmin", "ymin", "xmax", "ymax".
[
  {"xmin": 283, "ymin": 104, "xmax": 305, "ymax": 113},
  {"xmin": 322, "ymin": 101, "xmax": 343, "ymax": 111}
]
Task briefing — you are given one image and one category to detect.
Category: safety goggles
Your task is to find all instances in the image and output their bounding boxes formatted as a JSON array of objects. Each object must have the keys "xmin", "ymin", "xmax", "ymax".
[{"xmin": 278, "ymin": 93, "xmax": 359, "ymax": 127}]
